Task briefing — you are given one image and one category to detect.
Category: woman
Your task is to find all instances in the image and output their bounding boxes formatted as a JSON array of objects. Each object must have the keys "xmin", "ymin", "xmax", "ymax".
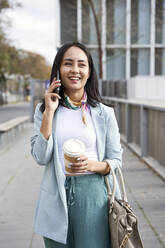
[{"xmin": 31, "ymin": 41, "xmax": 122, "ymax": 248}]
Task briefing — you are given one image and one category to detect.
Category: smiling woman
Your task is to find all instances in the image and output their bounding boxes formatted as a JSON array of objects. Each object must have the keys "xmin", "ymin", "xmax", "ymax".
[
  {"xmin": 60, "ymin": 46, "xmax": 90, "ymax": 98},
  {"xmin": 31, "ymin": 41, "xmax": 123, "ymax": 248}
]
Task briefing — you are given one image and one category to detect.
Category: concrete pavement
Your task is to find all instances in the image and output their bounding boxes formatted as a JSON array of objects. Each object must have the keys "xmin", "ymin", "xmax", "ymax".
[
  {"xmin": 123, "ymin": 146, "xmax": 165, "ymax": 248},
  {"xmin": 0, "ymin": 124, "xmax": 44, "ymax": 248},
  {"xmin": 0, "ymin": 123, "xmax": 165, "ymax": 248}
]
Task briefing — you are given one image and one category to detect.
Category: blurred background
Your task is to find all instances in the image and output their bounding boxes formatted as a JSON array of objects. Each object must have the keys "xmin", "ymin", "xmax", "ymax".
[{"xmin": 0, "ymin": 0, "xmax": 165, "ymax": 247}]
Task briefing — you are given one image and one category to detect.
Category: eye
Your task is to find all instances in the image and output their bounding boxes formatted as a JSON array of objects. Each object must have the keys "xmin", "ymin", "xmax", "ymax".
[
  {"xmin": 64, "ymin": 62, "xmax": 72, "ymax": 66},
  {"xmin": 79, "ymin": 63, "xmax": 86, "ymax": 67}
]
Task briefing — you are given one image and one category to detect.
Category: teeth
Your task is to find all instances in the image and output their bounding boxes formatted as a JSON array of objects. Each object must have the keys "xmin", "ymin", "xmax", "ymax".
[{"xmin": 70, "ymin": 77, "xmax": 79, "ymax": 80}]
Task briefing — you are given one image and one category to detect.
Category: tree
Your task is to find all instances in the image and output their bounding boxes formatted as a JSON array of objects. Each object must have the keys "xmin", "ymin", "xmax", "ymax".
[
  {"xmin": 87, "ymin": 0, "xmax": 102, "ymax": 79},
  {"xmin": 5, "ymin": 47, "xmax": 51, "ymax": 79},
  {"xmin": 0, "ymin": 0, "xmax": 21, "ymax": 76},
  {"xmin": 0, "ymin": 0, "xmax": 21, "ymax": 12},
  {"xmin": 0, "ymin": 0, "xmax": 50, "ymax": 80},
  {"xmin": 15, "ymin": 50, "xmax": 51, "ymax": 79}
]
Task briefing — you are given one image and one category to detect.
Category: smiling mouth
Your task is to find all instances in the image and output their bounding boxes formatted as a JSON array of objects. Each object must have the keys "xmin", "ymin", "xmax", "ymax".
[
  {"xmin": 69, "ymin": 77, "xmax": 80, "ymax": 80},
  {"xmin": 68, "ymin": 77, "xmax": 81, "ymax": 82}
]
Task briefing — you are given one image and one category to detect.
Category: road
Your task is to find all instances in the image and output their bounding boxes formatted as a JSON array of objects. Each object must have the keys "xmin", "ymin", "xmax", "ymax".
[{"xmin": 0, "ymin": 102, "xmax": 31, "ymax": 124}]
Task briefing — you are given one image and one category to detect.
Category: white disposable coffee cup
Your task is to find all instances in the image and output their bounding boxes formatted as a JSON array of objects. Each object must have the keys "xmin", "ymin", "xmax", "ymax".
[{"xmin": 63, "ymin": 139, "xmax": 85, "ymax": 174}]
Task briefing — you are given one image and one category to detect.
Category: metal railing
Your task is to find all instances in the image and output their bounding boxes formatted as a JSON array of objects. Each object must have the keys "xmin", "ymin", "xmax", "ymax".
[
  {"xmin": 102, "ymin": 96, "xmax": 165, "ymax": 175},
  {"xmin": 101, "ymin": 80, "xmax": 127, "ymax": 98}
]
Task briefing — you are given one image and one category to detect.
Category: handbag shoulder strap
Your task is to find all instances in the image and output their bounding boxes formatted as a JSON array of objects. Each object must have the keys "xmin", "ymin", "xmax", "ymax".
[
  {"xmin": 104, "ymin": 160, "xmax": 128, "ymax": 203},
  {"xmin": 117, "ymin": 165, "xmax": 128, "ymax": 202},
  {"xmin": 104, "ymin": 170, "xmax": 116, "ymax": 204}
]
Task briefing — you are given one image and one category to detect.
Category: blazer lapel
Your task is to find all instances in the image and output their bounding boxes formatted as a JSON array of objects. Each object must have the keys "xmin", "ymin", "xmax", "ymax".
[
  {"xmin": 52, "ymin": 108, "xmax": 66, "ymax": 204},
  {"xmin": 90, "ymin": 104, "xmax": 106, "ymax": 161}
]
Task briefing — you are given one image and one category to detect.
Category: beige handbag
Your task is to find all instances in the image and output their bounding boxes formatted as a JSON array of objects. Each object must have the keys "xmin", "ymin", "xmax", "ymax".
[{"xmin": 104, "ymin": 161, "xmax": 143, "ymax": 248}]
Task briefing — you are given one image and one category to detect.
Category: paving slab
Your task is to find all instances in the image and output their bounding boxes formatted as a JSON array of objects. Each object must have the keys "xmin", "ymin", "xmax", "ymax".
[{"xmin": 123, "ymin": 146, "xmax": 165, "ymax": 248}]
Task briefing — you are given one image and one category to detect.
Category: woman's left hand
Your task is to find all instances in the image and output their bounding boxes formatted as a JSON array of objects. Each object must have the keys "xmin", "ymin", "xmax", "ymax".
[
  {"xmin": 71, "ymin": 156, "xmax": 94, "ymax": 173},
  {"xmin": 71, "ymin": 157, "xmax": 110, "ymax": 175}
]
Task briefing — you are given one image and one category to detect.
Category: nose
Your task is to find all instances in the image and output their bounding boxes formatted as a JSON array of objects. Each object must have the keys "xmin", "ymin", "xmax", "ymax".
[{"xmin": 70, "ymin": 63, "xmax": 79, "ymax": 73}]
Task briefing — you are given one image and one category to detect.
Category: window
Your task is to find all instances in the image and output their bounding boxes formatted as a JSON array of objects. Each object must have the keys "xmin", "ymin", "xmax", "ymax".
[
  {"xmin": 131, "ymin": 0, "xmax": 150, "ymax": 44},
  {"xmin": 131, "ymin": 49, "xmax": 150, "ymax": 76},
  {"xmin": 88, "ymin": 48, "xmax": 99, "ymax": 76},
  {"xmin": 82, "ymin": 0, "xmax": 101, "ymax": 45},
  {"xmin": 82, "ymin": 1, "xmax": 90, "ymax": 44},
  {"xmin": 156, "ymin": 0, "xmax": 165, "ymax": 44},
  {"xmin": 106, "ymin": 0, "xmax": 126, "ymax": 44},
  {"xmin": 155, "ymin": 48, "xmax": 165, "ymax": 75},
  {"xmin": 60, "ymin": 0, "xmax": 77, "ymax": 43},
  {"xmin": 107, "ymin": 49, "xmax": 126, "ymax": 79}
]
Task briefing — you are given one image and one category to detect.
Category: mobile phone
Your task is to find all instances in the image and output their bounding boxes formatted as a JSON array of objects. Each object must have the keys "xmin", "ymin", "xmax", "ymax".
[{"xmin": 54, "ymin": 70, "xmax": 60, "ymax": 94}]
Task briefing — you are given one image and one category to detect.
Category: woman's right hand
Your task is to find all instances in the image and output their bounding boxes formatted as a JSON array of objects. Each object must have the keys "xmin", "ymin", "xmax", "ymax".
[{"xmin": 44, "ymin": 78, "xmax": 61, "ymax": 113}]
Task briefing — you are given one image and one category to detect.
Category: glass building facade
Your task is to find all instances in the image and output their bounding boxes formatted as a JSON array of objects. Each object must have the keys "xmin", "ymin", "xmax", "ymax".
[{"xmin": 60, "ymin": 0, "xmax": 165, "ymax": 79}]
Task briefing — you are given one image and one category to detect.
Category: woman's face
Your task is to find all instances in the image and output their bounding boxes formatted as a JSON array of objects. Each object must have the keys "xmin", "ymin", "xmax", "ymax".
[{"xmin": 60, "ymin": 46, "xmax": 90, "ymax": 93}]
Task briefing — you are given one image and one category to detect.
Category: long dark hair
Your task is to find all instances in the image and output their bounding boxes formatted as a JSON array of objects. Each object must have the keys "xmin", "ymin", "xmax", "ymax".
[{"xmin": 40, "ymin": 41, "xmax": 101, "ymax": 113}]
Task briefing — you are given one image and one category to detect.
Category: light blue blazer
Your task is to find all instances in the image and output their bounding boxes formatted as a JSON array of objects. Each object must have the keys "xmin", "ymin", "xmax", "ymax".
[{"xmin": 31, "ymin": 102, "xmax": 123, "ymax": 244}]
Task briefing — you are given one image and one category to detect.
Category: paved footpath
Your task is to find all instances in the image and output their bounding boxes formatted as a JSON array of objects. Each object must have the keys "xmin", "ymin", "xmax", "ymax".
[{"xmin": 0, "ymin": 123, "xmax": 165, "ymax": 248}]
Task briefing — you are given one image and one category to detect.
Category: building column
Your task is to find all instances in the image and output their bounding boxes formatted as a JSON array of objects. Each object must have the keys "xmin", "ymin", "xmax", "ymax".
[
  {"xmin": 138, "ymin": 0, "xmax": 150, "ymax": 74},
  {"xmin": 126, "ymin": 0, "xmax": 131, "ymax": 79},
  {"xmin": 102, "ymin": 0, "xmax": 106, "ymax": 79},
  {"xmin": 77, "ymin": 0, "xmax": 82, "ymax": 42},
  {"xmin": 162, "ymin": 0, "xmax": 165, "ymax": 75},
  {"xmin": 150, "ymin": 0, "xmax": 156, "ymax": 76}
]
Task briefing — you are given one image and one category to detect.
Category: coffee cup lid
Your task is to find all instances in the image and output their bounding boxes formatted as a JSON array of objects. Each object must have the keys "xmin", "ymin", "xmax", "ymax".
[{"xmin": 63, "ymin": 139, "xmax": 85, "ymax": 157}]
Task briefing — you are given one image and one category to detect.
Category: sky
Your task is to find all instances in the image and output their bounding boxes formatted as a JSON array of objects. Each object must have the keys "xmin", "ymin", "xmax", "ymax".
[{"xmin": 5, "ymin": 0, "xmax": 57, "ymax": 65}]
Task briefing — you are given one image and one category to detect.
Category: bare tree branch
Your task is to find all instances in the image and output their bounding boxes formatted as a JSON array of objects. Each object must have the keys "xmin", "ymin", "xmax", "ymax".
[{"xmin": 87, "ymin": 0, "xmax": 103, "ymax": 79}]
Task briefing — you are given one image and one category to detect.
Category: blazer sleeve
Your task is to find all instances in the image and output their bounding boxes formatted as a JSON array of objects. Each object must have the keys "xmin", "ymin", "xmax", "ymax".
[
  {"xmin": 104, "ymin": 107, "xmax": 123, "ymax": 172},
  {"xmin": 30, "ymin": 103, "xmax": 54, "ymax": 165}
]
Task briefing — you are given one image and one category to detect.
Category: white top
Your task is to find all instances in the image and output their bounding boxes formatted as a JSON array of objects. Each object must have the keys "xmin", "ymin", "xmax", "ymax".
[{"xmin": 56, "ymin": 105, "xmax": 98, "ymax": 175}]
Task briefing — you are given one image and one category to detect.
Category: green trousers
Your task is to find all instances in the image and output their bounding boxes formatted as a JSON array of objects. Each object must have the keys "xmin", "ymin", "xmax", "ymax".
[{"xmin": 44, "ymin": 174, "xmax": 110, "ymax": 248}]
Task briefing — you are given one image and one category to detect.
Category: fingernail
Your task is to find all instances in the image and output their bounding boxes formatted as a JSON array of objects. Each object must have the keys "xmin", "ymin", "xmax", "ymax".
[{"xmin": 77, "ymin": 158, "xmax": 81, "ymax": 161}]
